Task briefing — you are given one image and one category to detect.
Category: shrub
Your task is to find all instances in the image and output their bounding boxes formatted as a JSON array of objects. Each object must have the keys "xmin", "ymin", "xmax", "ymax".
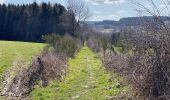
[
  {"xmin": 103, "ymin": 51, "xmax": 129, "ymax": 75},
  {"xmin": 43, "ymin": 33, "xmax": 81, "ymax": 57},
  {"xmin": 55, "ymin": 35, "xmax": 79, "ymax": 57},
  {"xmin": 116, "ymin": 29, "xmax": 170, "ymax": 99},
  {"xmin": 86, "ymin": 35, "xmax": 102, "ymax": 53},
  {"xmin": 86, "ymin": 32, "xmax": 111, "ymax": 54},
  {"xmin": 1, "ymin": 52, "xmax": 67, "ymax": 97},
  {"xmin": 128, "ymin": 50, "xmax": 170, "ymax": 100},
  {"xmin": 42, "ymin": 33, "xmax": 61, "ymax": 47},
  {"xmin": 35, "ymin": 51, "xmax": 68, "ymax": 85}
]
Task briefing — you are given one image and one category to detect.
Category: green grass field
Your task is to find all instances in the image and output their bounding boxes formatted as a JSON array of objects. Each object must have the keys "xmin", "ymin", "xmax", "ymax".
[
  {"xmin": 0, "ymin": 41, "xmax": 128, "ymax": 99},
  {"xmin": 31, "ymin": 46, "xmax": 128, "ymax": 100},
  {"xmin": 0, "ymin": 41, "xmax": 45, "ymax": 80}
]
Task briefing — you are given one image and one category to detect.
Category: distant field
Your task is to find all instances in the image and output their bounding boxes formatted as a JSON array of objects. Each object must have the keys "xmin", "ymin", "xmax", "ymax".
[{"xmin": 0, "ymin": 41, "xmax": 45, "ymax": 80}]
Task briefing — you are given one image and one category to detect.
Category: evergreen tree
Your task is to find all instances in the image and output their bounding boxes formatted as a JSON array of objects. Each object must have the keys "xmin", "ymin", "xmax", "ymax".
[{"xmin": 0, "ymin": 2, "xmax": 77, "ymax": 42}]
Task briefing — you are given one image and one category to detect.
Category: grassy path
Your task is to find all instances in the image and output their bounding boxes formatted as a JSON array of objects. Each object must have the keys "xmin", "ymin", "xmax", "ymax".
[{"xmin": 32, "ymin": 46, "xmax": 127, "ymax": 100}]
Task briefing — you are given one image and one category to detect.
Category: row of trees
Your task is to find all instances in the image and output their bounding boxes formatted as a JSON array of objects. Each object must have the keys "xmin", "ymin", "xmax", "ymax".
[{"xmin": 0, "ymin": 2, "xmax": 77, "ymax": 42}]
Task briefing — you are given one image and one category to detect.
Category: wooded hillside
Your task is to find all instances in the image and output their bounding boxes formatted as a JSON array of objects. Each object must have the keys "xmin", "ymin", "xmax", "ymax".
[{"xmin": 0, "ymin": 2, "xmax": 76, "ymax": 42}]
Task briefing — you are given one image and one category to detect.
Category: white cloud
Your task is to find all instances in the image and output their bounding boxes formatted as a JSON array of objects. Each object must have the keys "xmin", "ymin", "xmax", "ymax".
[
  {"xmin": 93, "ymin": 11, "xmax": 103, "ymax": 14},
  {"xmin": 85, "ymin": 0, "xmax": 125, "ymax": 5},
  {"xmin": 159, "ymin": 4, "xmax": 166, "ymax": 9},
  {"xmin": 88, "ymin": 14, "xmax": 120, "ymax": 21},
  {"xmin": 145, "ymin": 5, "xmax": 152, "ymax": 9},
  {"xmin": 0, "ymin": 0, "xmax": 6, "ymax": 4},
  {"xmin": 113, "ymin": 0, "xmax": 125, "ymax": 4},
  {"xmin": 90, "ymin": 9, "xmax": 126, "ymax": 21},
  {"xmin": 116, "ymin": 9, "xmax": 125, "ymax": 14}
]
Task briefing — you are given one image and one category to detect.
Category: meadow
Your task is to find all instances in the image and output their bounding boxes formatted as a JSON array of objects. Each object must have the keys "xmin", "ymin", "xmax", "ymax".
[{"xmin": 0, "ymin": 41, "xmax": 45, "ymax": 80}]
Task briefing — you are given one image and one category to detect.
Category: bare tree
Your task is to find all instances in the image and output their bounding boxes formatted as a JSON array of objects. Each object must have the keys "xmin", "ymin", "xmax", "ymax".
[{"xmin": 66, "ymin": 0, "xmax": 90, "ymax": 36}]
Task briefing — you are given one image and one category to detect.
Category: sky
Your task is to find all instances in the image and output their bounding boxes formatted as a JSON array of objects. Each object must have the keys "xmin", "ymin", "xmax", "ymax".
[{"xmin": 0, "ymin": 0, "xmax": 169, "ymax": 21}]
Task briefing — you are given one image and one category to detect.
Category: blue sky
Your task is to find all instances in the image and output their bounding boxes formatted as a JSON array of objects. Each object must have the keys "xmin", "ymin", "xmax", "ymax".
[{"xmin": 0, "ymin": 0, "xmax": 169, "ymax": 21}]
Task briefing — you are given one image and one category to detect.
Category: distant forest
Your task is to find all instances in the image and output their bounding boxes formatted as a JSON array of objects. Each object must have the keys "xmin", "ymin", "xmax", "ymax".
[{"xmin": 0, "ymin": 2, "xmax": 76, "ymax": 42}]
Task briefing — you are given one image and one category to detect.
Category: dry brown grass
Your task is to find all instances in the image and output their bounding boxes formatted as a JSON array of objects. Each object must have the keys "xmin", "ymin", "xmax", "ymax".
[{"xmin": 1, "ymin": 51, "xmax": 68, "ymax": 97}]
